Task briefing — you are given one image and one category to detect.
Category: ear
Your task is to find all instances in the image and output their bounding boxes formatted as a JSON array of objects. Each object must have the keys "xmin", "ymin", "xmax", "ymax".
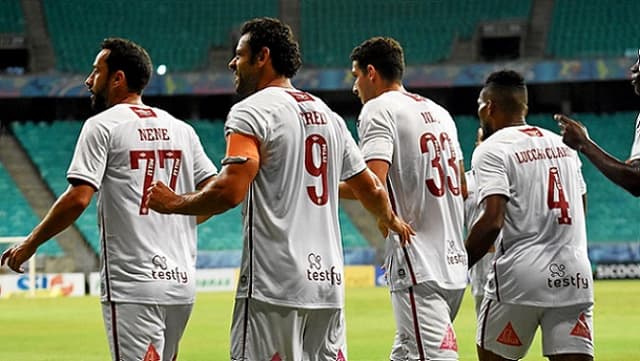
[
  {"xmin": 256, "ymin": 46, "xmax": 270, "ymax": 66},
  {"xmin": 112, "ymin": 70, "xmax": 126, "ymax": 88},
  {"xmin": 366, "ymin": 64, "xmax": 376, "ymax": 81}
]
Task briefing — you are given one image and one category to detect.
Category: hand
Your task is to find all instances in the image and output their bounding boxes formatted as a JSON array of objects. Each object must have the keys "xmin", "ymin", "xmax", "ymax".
[
  {"xmin": 146, "ymin": 181, "xmax": 183, "ymax": 214},
  {"xmin": 378, "ymin": 215, "xmax": 415, "ymax": 247},
  {"xmin": 555, "ymin": 114, "xmax": 590, "ymax": 151},
  {"xmin": 1, "ymin": 241, "xmax": 37, "ymax": 273}
]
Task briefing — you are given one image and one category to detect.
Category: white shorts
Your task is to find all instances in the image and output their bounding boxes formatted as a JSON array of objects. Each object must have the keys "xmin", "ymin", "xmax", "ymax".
[
  {"xmin": 230, "ymin": 298, "xmax": 347, "ymax": 361},
  {"xmin": 389, "ymin": 281, "xmax": 465, "ymax": 361},
  {"xmin": 476, "ymin": 298, "xmax": 594, "ymax": 360},
  {"xmin": 102, "ymin": 302, "xmax": 193, "ymax": 361}
]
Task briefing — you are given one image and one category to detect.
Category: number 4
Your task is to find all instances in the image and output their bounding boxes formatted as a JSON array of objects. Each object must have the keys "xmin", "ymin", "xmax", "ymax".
[{"xmin": 547, "ymin": 167, "xmax": 571, "ymax": 225}]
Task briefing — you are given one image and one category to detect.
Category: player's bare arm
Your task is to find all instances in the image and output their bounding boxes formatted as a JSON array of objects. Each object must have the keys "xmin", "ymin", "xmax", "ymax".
[
  {"xmin": 148, "ymin": 131, "xmax": 259, "ymax": 215},
  {"xmin": 345, "ymin": 168, "xmax": 415, "ymax": 245},
  {"xmin": 556, "ymin": 113, "xmax": 640, "ymax": 196},
  {"xmin": 339, "ymin": 159, "xmax": 389, "ymax": 199},
  {"xmin": 195, "ymin": 175, "xmax": 217, "ymax": 224},
  {"xmin": 464, "ymin": 194, "xmax": 507, "ymax": 267},
  {"xmin": 147, "ymin": 159, "xmax": 258, "ymax": 216},
  {"xmin": 1, "ymin": 182, "xmax": 95, "ymax": 273}
]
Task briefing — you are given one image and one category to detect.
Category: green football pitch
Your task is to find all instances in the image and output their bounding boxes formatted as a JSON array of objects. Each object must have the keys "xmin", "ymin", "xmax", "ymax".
[{"xmin": 0, "ymin": 280, "xmax": 638, "ymax": 360}]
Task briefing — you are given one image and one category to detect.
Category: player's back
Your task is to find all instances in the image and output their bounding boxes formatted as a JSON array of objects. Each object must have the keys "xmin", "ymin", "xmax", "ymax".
[
  {"xmin": 68, "ymin": 103, "xmax": 216, "ymax": 304},
  {"xmin": 225, "ymin": 87, "xmax": 365, "ymax": 308},
  {"xmin": 472, "ymin": 125, "xmax": 592, "ymax": 306},
  {"xmin": 358, "ymin": 90, "xmax": 466, "ymax": 291}
]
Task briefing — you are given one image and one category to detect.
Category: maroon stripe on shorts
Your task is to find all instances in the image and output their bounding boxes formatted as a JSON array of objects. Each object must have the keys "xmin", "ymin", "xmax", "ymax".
[
  {"xmin": 110, "ymin": 302, "xmax": 121, "ymax": 360},
  {"xmin": 409, "ymin": 287, "xmax": 426, "ymax": 361},
  {"xmin": 480, "ymin": 299, "xmax": 492, "ymax": 349}
]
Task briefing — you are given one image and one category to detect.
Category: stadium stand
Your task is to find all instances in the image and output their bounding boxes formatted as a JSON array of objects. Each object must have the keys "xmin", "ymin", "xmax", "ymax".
[
  {"xmin": 0, "ymin": 0, "xmax": 24, "ymax": 33},
  {"xmin": 547, "ymin": 0, "xmax": 640, "ymax": 58},
  {"xmin": 11, "ymin": 120, "xmax": 100, "ymax": 253},
  {"xmin": 41, "ymin": 0, "xmax": 278, "ymax": 73},
  {"xmin": 0, "ymin": 161, "xmax": 63, "ymax": 256},
  {"xmin": 300, "ymin": 0, "xmax": 531, "ymax": 67}
]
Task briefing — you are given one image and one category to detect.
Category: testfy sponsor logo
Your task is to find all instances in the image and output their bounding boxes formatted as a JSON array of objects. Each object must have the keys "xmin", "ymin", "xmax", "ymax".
[
  {"xmin": 547, "ymin": 263, "xmax": 589, "ymax": 289},
  {"xmin": 151, "ymin": 255, "xmax": 189, "ymax": 284},
  {"xmin": 306, "ymin": 253, "xmax": 342, "ymax": 285}
]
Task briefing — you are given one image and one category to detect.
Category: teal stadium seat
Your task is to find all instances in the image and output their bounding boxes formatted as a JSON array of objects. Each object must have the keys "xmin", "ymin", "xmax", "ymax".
[
  {"xmin": 12, "ymin": 121, "xmax": 101, "ymax": 253},
  {"xmin": 301, "ymin": 0, "xmax": 531, "ymax": 67},
  {"xmin": 0, "ymin": 161, "xmax": 63, "ymax": 256},
  {"xmin": 41, "ymin": 0, "xmax": 278, "ymax": 73},
  {"xmin": 547, "ymin": 0, "xmax": 640, "ymax": 58},
  {"xmin": 0, "ymin": 0, "xmax": 25, "ymax": 33}
]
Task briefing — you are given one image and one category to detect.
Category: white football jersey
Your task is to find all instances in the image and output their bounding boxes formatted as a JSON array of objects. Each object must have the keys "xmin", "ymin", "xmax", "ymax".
[
  {"xmin": 472, "ymin": 125, "xmax": 593, "ymax": 307},
  {"xmin": 358, "ymin": 90, "xmax": 467, "ymax": 291},
  {"xmin": 629, "ymin": 113, "xmax": 640, "ymax": 161},
  {"xmin": 67, "ymin": 103, "xmax": 217, "ymax": 304},
  {"xmin": 225, "ymin": 86, "xmax": 366, "ymax": 309}
]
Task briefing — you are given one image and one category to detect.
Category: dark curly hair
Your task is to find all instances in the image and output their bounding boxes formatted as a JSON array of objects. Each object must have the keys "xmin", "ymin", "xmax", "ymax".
[
  {"xmin": 240, "ymin": 17, "xmax": 302, "ymax": 78},
  {"xmin": 101, "ymin": 37, "xmax": 152, "ymax": 94},
  {"xmin": 484, "ymin": 70, "xmax": 528, "ymax": 115},
  {"xmin": 350, "ymin": 37, "xmax": 404, "ymax": 82}
]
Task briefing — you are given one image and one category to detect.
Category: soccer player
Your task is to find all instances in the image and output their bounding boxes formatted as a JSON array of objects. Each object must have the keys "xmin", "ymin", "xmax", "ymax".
[
  {"xmin": 146, "ymin": 18, "xmax": 414, "ymax": 361},
  {"xmin": 1, "ymin": 38, "xmax": 217, "ymax": 361},
  {"xmin": 465, "ymin": 70, "xmax": 594, "ymax": 361},
  {"xmin": 464, "ymin": 129, "xmax": 499, "ymax": 317},
  {"xmin": 342, "ymin": 37, "xmax": 467, "ymax": 361},
  {"xmin": 556, "ymin": 48, "xmax": 640, "ymax": 196}
]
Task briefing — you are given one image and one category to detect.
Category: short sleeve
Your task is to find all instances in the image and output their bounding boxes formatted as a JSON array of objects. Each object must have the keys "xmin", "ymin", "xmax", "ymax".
[
  {"xmin": 66, "ymin": 117, "xmax": 109, "ymax": 190},
  {"xmin": 335, "ymin": 113, "xmax": 366, "ymax": 180},
  {"xmin": 358, "ymin": 103, "xmax": 395, "ymax": 163},
  {"xmin": 629, "ymin": 113, "xmax": 640, "ymax": 161},
  {"xmin": 472, "ymin": 142, "xmax": 510, "ymax": 204},
  {"xmin": 224, "ymin": 105, "xmax": 267, "ymax": 143}
]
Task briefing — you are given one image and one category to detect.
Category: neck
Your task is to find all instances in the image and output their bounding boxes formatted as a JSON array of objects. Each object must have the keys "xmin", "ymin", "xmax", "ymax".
[
  {"xmin": 109, "ymin": 93, "xmax": 143, "ymax": 107},
  {"xmin": 257, "ymin": 75, "xmax": 292, "ymax": 91},
  {"xmin": 376, "ymin": 81, "xmax": 403, "ymax": 97}
]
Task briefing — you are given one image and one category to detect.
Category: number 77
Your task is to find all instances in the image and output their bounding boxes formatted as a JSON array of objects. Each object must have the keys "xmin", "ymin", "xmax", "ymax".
[{"xmin": 130, "ymin": 149, "xmax": 183, "ymax": 215}]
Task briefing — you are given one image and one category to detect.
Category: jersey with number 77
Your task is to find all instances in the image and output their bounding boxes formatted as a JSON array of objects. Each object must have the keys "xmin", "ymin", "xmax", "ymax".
[
  {"xmin": 67, "ymin": 103, "xmax": 217, "ymax": 304},
  {"xmin": 472, "ymin": 125, "xmax": 593, "ymax": 307}
]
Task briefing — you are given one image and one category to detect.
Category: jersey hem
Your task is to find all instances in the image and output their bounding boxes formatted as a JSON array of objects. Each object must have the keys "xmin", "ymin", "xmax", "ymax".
[{"xmin": 235, "ymin": 294, "xmax": 343, "ymax": 310}]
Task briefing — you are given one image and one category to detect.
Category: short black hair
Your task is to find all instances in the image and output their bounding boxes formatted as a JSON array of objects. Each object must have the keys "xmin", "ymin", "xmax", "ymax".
[
  {"xmin": 240, "ymin": 17, "xmax": 302, "ymax": 78},
  {"xmin": 484, "ymin": 69, "xmax": 528, "ymax": 115},
  {"xmin": 101, "ymin": 37, "xmax": 152, "ymax": 94},
  {"xmin": 350, "ymin": 37, "xmax": 404, "ymax": 82}
]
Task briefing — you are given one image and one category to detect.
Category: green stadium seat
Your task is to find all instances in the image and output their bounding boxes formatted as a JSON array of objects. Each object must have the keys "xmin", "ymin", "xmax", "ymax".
[
  {"xmin": 0, "ymin": 0, "xmax": 25, "ymax": 33},
  {"xmin": 41, "ymin": 0, "xmax": 278, "ymax": 73},
  {"xmin": 547, "ymin": 0, "xmax": 640, "ymax": 58},
  {"xmin": 301, "ymin": 0, "xmax": 531, "ymax": 67},
  {"xmin": 0, "ymin": 161, "xmax": 63, "ymax": 256}
]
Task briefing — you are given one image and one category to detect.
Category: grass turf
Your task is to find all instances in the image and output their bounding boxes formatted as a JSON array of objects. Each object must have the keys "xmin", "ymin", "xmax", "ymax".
[{"xmin": 0, "ymin": 280, "xmax": 638, "ymax": 360}]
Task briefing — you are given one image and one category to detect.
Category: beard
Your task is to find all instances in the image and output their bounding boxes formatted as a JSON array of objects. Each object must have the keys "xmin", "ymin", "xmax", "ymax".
[
  {"xmin": 481, "ymin": 123, "xmax": 494, "ymax": 141},
  {"xmin": 90, "ymin": 91, "xmax": 108, "ymax": 113}
]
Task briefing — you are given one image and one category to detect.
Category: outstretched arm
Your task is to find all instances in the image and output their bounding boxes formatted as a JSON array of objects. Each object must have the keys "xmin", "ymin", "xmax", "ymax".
[
  {"xmin": 556, "ymin": 114, "xmax": 640, "ymax": 196},
  {"xmin": 344, "ymin": 167, "xmax": 415, "ymax": 245},
  {"xmin": 465, "ymin": 194, "xmax": 506, "ymax": 267},
  {"xmin": 147, "ymin": 132, "xmax": 260, "ymax": 216},
  {"xmin": 1, "ymin": 182, "xmax": 95, "ymax": 273}
]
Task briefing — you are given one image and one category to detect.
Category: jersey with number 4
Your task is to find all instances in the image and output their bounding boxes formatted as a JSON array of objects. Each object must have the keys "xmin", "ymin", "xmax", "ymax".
[
  {"xmin": 67, "ymin": 103, "xmax": 217, "ymax": 304},
  {"xmin": 472, "ymin": 125, "xmax": 593, "ymax": 307},
  {"xmin": 226, "ymin": 86, "xmax": 366, "ymax": 309},
  {"xmin": 358, "ymin": 90, "xmax": 467, "ymax": 291}
]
